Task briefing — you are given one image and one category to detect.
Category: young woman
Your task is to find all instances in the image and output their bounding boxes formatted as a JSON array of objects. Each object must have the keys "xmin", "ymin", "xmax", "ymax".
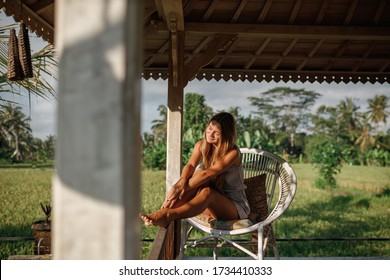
[{"xmin": 140, "ymin": 112, "xmax": 250, "ymax": 227}]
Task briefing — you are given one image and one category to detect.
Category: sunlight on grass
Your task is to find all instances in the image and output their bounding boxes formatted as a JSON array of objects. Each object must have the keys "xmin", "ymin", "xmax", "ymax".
[
  {"xmin": 139, "ymin": 164, "xmax": 389, "ymax": 259},
  {"xmin": 1, "ymin": 164, "xmax": 389, "ymax": 259}
]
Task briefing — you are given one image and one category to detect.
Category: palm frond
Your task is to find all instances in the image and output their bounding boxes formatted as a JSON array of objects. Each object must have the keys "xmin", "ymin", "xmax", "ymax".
[{"xmin": 0, "ymin": 23, "xmax": 58, "ymax": 107}]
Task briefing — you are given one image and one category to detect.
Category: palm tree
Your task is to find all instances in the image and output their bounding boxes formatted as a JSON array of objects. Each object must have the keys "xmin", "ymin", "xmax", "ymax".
[
  {"xmin": 0, "ymin": 105, "xmax": 33, "ymax": 161},
  {"xmin": 354, "ymin": 113, "xmax": 376, "ymax": 153},
  {"xmin": 0, "ymin": 20, "xmax": 57, "ymax": 161},
  {"xmin": 336, "ymin": 97, "xmax": 362, "ymax": 141},
  {"xmin": 43, "ymin": 134, "xmax": 56, "ymax": 160},
  {"xmin": 354, "ymin": 113, "xmax": 377, "ymax": 166},
  {"xmin": 151, "ymin": 105, "xmax": 167, "ymax": 144},
  {"xmin": 367, "ymin": 95, "xmax": 389, "ymax": 132}
]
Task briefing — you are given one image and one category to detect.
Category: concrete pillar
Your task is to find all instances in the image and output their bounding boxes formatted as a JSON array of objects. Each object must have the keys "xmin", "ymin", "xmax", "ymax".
[{"xmin": 53, "ymin": 0, "xmax": 142, "ymax": 259}]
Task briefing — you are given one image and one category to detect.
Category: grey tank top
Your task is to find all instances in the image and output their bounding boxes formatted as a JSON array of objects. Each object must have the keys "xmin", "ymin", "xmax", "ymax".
[
  {"xmin": 220, "ymin": 162, "xmax": 251, "ymax": 219},
  {"xmin": 195, "ymin": 151, "xmax": 251, "ymax": 219}
]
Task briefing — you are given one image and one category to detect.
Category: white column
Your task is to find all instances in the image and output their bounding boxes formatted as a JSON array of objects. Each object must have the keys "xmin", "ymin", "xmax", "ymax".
[{"xmin": 53, "ymin": 0, "xmax": 142, "ymax": 259}]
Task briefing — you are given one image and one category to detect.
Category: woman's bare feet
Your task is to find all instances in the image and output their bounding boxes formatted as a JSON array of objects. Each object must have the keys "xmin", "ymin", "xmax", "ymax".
[
  {"xmin": 139, "ymin": 214, "xmax": 154, "ymax": 226},
  {"xmin": 140, "ymin": 208, "xmax": 171, "ymax": 228}
]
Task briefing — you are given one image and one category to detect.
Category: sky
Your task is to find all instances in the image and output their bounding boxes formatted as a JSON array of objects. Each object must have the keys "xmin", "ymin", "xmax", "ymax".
[
  {"xmin": 1, "ymin": 12, "xmax": 389, "ymax": 139},
  {"xmin": 8, "ymin": 77, "xmax": 390, "ymax": 139}
]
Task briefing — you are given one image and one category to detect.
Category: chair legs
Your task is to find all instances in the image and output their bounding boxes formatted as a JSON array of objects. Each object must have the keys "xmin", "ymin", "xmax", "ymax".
[
  {"xmin": 260, "ymin": 225, "xmax": 280, "ymax": 260},
  {"xmin": 180, "ymin": 220, "xmax": 279, "ymax": 260},
  {"xmin": 258, "ymin": 226, "xmax": 264, "ymax": 260},
  {"xmin": 179, "ymin": 219, "xmax": 188, "ymax": 260},
  {"xmin": 213, "ymin": 238, "xmax": 218, "ymax": 260},
  {"xmin": 268, "ymin": 226, "xmax": 280, "ymax": 260}
]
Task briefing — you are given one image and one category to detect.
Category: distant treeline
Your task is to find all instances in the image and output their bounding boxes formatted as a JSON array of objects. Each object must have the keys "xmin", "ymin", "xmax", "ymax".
[{"xmin": 142, "ymin": 88, "xmax": 390, "ymax": 171}]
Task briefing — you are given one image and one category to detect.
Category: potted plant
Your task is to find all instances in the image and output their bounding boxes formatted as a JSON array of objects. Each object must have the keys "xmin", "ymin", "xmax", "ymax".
[{"xmin": 31, "ymin": 203, "xmax": 51, "ymax": 255}]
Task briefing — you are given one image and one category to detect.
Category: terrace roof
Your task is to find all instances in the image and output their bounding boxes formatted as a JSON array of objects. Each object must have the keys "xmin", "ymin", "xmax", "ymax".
[{"xmin": 2, "ymin": 0, "xmax": 390, "ymax": 84}]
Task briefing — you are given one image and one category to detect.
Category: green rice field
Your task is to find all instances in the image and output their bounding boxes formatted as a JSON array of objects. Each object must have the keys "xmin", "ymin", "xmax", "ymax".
[{"xmin": 1, "ymin": 164, "xmax": 389, "ymax": 259}]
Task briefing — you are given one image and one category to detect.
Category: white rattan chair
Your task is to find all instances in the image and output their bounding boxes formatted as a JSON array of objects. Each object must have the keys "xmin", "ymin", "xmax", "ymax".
[{"xmin": 179, "ymin": 148, "xmax": 297, "ymax": 260}]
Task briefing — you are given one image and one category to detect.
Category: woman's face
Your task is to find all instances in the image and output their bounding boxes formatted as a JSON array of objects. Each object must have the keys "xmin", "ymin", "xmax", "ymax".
[{"xmin": 205, "ymin": 121, "xmax": 221, "ymax": 145}]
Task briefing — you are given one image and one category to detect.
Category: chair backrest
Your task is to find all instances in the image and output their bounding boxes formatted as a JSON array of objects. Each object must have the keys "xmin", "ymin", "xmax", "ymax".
[{"xmin": 240, "ymin": 148, "xmax": 297, "ymax": 225}]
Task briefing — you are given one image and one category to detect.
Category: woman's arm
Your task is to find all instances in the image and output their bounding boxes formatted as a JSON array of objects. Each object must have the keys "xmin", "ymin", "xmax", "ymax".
[
  {"xmin": 161, "ymin": 140, "xmax": 203, "ymax": 208},
  {"xmin": 178, "ymin": 140, "xmax": 203, "ymax": 182},
  {"xmin": 186, "ymin": 146, "xmax": 240, "ymax": 191},
  {"xmin": 163, "ymin": 143, "xmax": 240, "ymax": 208}
]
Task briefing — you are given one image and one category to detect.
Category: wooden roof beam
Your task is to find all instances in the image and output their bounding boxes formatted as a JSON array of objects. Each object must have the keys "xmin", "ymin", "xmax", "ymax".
[
  {"xmin": 215, "ymin": 37, "xmax": 240, "ymax": 68},
  {"xmin": 144, "ymin": 39, "xmax": 170, "ymax": 67},
  {"xmin": 231, "ymin": 0, "xmax": 248, "ymax": 23},
  {"xmin": 156, "ymin": 22, "xmax": 390, "ymax": 40},
  {"xmin": 156, "ymin": 0, "xmax": 184, "ymax": 31},
  {"xmin": 297, "ymin": 38, "xmax": 325, "ymax": 71},
  {"xmin": 288, "ymin": 0, "xmax": 302, "ymax": 24},
  {"xmin": 257, "ymin": 0, "xmax": 273, "ymax": 23},
  {"xmin": 202, "ymin": 0, "xmax": 220, "ymax": 22},
  {"xmin": 315, "ymin": 0, "xmax": 330, "ymax": 25},
  {"xmin": 245, "ymin": 37, "xmax": 271, "ymax": 69},
  {"xmin": 183, "ymin": 0, "xmax": 196, "ymax": 17},
  {"xmin": 184, "ymin": 36, "xmax": 212, "ymax": 64},
  {"xmin": 344, "ymin": 0, "xmax": 358, "ymax": 25},
  {"xmin": 144, "ymin": 0, "xmax": 157, "ymax": 24},
  {"xmin": 154, "ymin": 0, "xmax": 165, "ymax": 20},
  {"xmin": 30, "ymin": 0, "xmax": 54, "ymax": 13},
  {"xmin": 379, "ymin": 61, "xmax": 389, "ymax": 73},
  {"xmin": 325, "ymin": 40, "xmax": 350, "ymax": 71},
  {"xmin": 144, "ymin": 51, "xmax": 390, "ymax": 63},
  {"xmin": 145, "ymin": 51, "xmax": 390, "ymax": 63},
  {"xmin": 272, "ymin": 38, "xmax": 298, "ymax": 70},
  {"xmin": 352, "ymin": 42, "xmax": 377, "ymax": 72},
  {"xmin": 373, "ymin": 0, "xmax": 387, "ymax": 24},
  {"xmin": 157, "ymin": 0, "xmax": 184, "ymax": 87},
  {"xmin": 184, "ymin": 34, "xmax": 237, "ymax": 83}
]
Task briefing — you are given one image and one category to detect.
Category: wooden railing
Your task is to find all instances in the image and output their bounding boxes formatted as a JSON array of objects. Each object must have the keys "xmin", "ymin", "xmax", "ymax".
[{"xmin": 147, "ymin": 221, "xmax": 181, "ymax": 260}]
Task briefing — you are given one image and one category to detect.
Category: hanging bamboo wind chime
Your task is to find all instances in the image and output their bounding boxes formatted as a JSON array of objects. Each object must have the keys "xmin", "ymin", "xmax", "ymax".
[
  {"xmin": 18, "ymin": 23, "xmax": 33, "ymax": 78},
  {"xmin": 7, "ymin": 28, "xmax": 23, "ymax": 81},
  {"xmin": 7, "ymin": 23, "xmax": 33, "ymax": 81}
]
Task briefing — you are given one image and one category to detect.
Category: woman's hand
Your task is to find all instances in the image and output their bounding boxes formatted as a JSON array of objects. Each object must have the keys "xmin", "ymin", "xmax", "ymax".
[{"xmin": 162, "ymin": 178, "xmax": 187, "ymax": 209}]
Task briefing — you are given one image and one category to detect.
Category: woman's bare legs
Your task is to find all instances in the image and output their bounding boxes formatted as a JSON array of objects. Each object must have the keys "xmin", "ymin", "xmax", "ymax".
[
  {"xmin": 140, "ymin": 208, "xmax": 171, "ymax": 227},
  {"xmin": 140, "ymin": 188, "xmax": 200, "ymax": 227},
  {"xmin": 140, "ymin": 186, "xmax": 239, "ymax": 227}
]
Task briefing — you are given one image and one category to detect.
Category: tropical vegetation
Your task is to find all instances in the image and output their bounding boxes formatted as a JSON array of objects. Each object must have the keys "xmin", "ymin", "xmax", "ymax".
[
  {"xmin": 142, "ymin": 90, "xmax": 389, "ymax": 171},
  {"xmin": 0, "ymin": 19, "xmax": 57, "ymax": 165}
]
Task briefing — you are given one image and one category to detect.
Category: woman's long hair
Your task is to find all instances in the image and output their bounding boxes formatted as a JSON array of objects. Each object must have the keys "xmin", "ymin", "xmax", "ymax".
[{"xmin": 202, "ymin": 112, "xmax": 237, "ymax": 169}]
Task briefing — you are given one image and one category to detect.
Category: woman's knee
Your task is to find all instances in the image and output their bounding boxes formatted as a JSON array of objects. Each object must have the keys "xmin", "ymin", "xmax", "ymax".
[
  {"xmin": 198, "ymin": 186, "xmax": 212, "ymax": 197},
  {"xmin": 198, "ymin": 187, "xmax": 223, "ymax": 203}
]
